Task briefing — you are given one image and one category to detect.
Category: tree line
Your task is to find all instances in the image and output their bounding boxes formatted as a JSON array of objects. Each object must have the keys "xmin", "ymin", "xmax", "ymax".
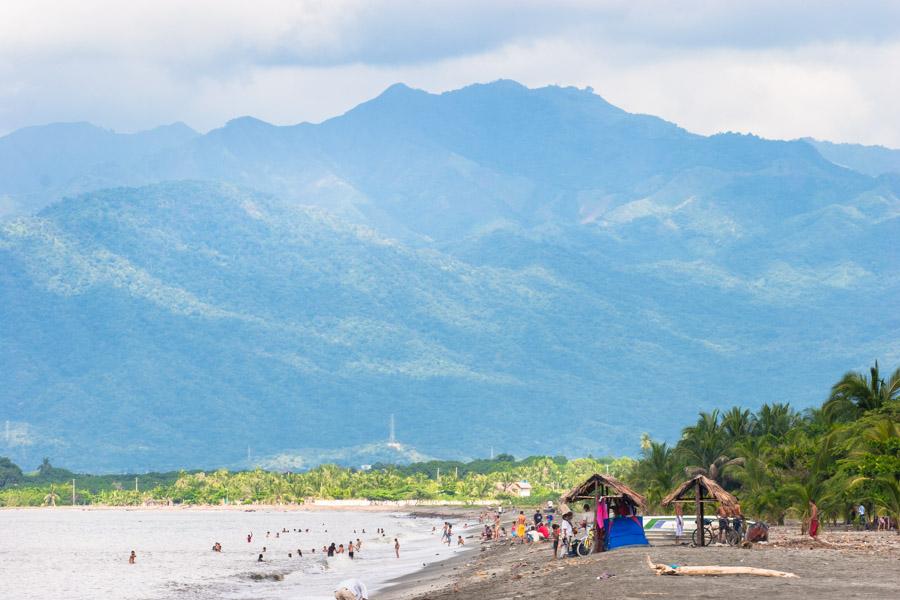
[{"xmin": 632, "ymin": 362, "xmax": 899, "ymax": 526}]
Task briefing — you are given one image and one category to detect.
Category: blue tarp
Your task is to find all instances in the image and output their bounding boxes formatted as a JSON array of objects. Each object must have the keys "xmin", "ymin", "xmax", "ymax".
[{"xmin": 604, "ymin": 515, "xmax": 650, "ymax": 550}]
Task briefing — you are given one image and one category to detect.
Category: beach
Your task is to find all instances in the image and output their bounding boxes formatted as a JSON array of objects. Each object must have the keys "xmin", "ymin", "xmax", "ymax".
[
  {"xmin": 0, "ymin": 506, "xmax": 475, "ymax": 600},
  {"xmin": 4, "ymin": 505, "xmax": 898, "ymax": 599},
  {"xmin": 379, "ymin": 525, "xmax": 900, "ymax": 600}
]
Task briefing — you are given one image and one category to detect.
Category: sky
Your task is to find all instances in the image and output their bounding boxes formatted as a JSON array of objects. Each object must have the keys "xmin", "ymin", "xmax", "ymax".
[{"xmin": 1, "ymin": 0, "xmax": 899, "ymax": 146}]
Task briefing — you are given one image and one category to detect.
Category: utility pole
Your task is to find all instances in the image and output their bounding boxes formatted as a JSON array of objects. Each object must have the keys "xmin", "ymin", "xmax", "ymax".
[
  {"xmin": 436, "ymin": 467, "xmax": 440, "ymax": 481},
  {"xmin": 72, "ymin": 479, "xmax": 76, "ymax": 506},
  {"xmin": 389, "ymin": 414, "xmax": 396, "ymax": 444},
  {"xmin": 135, "ymin": 477, "xmax": 139, "ymax": 493}
]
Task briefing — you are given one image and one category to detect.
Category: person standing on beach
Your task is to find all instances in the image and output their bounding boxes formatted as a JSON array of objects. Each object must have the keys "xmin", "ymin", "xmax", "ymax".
[
  {"xmin": 733, "ymin": 503, "xmax": 744, "ymax": 539},
  {"xmin": 516, "ymin": 511, "xmax": 527, "ymax": 544},
  {"xmin": 348, "ymin": 541, "xmax": 355, "ymax": 559},
  {"xmin": 128, "ymin": 551, "xmax": 136, "ymax": 564},
  {"xmin": 809, "ymin": 499, "xmax": 819, "ymax": 538},
  {"xmin": 394, "ymin": 538, "xmax": 400, "ymax": 558},
  {"xmin": 717, "ymin": 504, "xmax": 728, "ymax": 544},
  {"xmin": 674, "ymin": 503, "xmax": 684, "ymax": 545},
  {"xmin": 247, "ymin": 533, "xmax": 252, "ymax": 543},
  {"xmin": 550, "ymin": 523, "xmax": 560, "ymax": 560},
  {"xmin": 560, "ymin": 512, "xmax": 574, "ymax": 558}
]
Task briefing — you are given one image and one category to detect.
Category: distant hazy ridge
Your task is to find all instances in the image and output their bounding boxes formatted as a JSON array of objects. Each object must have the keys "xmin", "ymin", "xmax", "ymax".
[{"xmin": 1, "ymin": 81, "xmax": 898, "ymax": 470}]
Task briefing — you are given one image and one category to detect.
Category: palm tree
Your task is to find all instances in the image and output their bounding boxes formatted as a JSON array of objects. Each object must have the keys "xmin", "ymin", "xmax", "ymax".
[
  {"xmin": 637, "ymin": 441, "xmax": 679, "ymax": 509},
  {"xmin": 824, "ymin": 362, "xmax": 900, "ymax": 422},
  {"xmin": 43, "ymin": 484, "xmax": 59, "ymax": 507},
  {"xmin": 678, "ymin": 410, "xmax": 743, "ymax": 482},
  {"xmin": 721, "ymin": 407, "xmax": 755, "ymax": 442},
  {"xmin": 843, "ymin": 419, "xmax": 900, "ymax": 530},
  {"xmin": 754, "ymin": 403, "xmax": 797, "ymax": 439}
]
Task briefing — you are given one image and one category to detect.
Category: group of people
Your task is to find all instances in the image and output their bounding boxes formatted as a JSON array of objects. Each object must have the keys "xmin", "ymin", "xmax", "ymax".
[
  {"xmin": 808, "ymin": 500, "xmax": 897, "ymax": 539},
  {"xmin": 479, "ymin": 505, "xmax": 594, "ymax": 560},
  {"xmin": 323, "ymin": 538, "xmax": 364, "ymax": 558}
]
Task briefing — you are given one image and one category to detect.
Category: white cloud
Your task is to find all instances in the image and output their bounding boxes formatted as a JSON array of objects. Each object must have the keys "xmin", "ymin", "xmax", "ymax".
[{"xmin": 1, "ymin": 1, "xmax": 898, "ymax": 146}]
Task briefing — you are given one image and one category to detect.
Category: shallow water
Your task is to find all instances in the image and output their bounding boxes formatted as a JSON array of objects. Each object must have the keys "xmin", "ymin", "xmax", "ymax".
[{"xmin": 0, "ymin": 508, "xmax": 469, "ymax": 599}]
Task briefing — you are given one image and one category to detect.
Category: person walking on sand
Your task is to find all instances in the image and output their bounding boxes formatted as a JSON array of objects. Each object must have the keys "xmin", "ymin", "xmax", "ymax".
[
  {"xmin": 128, "ymin": 551, "xmax": 136, "ymax": 564},
  {"xmin": 809, "ymin": 499, "xmax": 819, "ymax": 538},
  {"xmin": 674, "ymin": 503, "xmax": 684, "ymax": 545},
  {"xmin": 394, "ymin": 538, "xmax": 400, "ymax": 558}
]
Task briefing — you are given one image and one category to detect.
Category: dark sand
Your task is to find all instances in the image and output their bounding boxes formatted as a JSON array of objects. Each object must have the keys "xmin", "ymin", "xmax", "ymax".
[{"xmin": 378, "ymin": 527, "xmax": 900, "ymax": 599}]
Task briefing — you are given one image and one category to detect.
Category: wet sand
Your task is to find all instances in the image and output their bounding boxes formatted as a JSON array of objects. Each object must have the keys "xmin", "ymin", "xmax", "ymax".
[{"xmin": 378, "ymin": 527, "xmax": 900, "ymax": 599}]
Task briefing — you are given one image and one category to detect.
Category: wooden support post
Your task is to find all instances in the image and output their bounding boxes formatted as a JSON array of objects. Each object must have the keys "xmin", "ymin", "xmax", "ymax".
[
  {"xmin": 593, "ymin": 484, "xmax": 601, "ymax": 553},
  {"xmin": 696, "ymin": 480, "xmax": 704, "ymax": 547}
]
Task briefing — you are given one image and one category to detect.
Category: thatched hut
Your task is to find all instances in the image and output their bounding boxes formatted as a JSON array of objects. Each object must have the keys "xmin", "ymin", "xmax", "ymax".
[
  {"xmin": 662, "ymin": 475, "xmax": 739, "ymax": 546},
  {"xmin": 560, "ymin": 474, "xmax": 649, "ymax": 551}
]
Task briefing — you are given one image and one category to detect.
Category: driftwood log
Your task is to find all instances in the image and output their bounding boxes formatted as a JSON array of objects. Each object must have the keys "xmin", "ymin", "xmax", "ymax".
[{"xmin": 645, "ymin": 555, "xmax": 797, "ymax": 578}]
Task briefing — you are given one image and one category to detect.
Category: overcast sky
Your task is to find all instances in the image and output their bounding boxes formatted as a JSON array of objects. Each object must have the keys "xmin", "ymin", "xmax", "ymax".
[{"xmin": 2, "ymin": 0, "xmax": 899, "ymax": 146}]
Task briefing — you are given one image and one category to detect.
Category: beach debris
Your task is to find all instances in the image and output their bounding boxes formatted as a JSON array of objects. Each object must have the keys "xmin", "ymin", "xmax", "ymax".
[{"xmin": 645, "ymin": 555, "xmax": 798, "ymax": 578}]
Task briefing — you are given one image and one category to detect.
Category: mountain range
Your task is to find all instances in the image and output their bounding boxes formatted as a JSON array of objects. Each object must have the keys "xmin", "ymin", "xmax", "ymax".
[{"xmin": 1, "ymin": 80, "xmax": 898, "ymax": 471}]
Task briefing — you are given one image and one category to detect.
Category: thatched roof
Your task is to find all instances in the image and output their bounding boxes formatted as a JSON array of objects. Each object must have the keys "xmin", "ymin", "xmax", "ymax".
[
  {"xmin": 560, "ymin": 474, "xmax": 647, "ymax": 512},
  {"xmin": 661, "ymin": 475, "xmax": 740, "ymax": 513}
]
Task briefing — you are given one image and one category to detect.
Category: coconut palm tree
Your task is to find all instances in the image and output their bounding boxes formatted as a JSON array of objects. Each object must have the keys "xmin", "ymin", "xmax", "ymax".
[
  {"xmin": 678, "ymin": 410, "xmax": 743, "ymax": 482},
  {"xmin": 721, "ymin": 407, "xmax": 755, "ymax": 442},
  {"xmin": 843, "ymin": 418, "xmax": 900, "ymax": 530},
  {"xmin": 824, "ymin": 362, "xmax": 900, "ymax": 422},
  {"xmin": 754, "ymin": 403, "xmax": 797, "ymax": 439},
  {"xmin": 637, "ymin": 441, "xmax": 679, "ymax": 509},
  {"xmin": 43, "ymin": 485, "xmax": 59, "ymax": 507}
]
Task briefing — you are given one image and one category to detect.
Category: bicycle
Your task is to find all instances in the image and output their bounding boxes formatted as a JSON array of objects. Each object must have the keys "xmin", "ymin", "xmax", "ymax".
[
  {"xmin": 575, "ymin": 527, "xmax": 595, "ymax": 556},
  {"xmin": 692, "ymin": 519, "xmax": 741, "ymax": 546},
  {"xmin": 691, "ymin": 521, "xmax": 714, "ymax": 547}
]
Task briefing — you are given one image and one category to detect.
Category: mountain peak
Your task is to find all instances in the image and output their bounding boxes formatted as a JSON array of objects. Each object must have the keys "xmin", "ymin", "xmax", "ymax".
[{"xmin": 223, "ymin": 115, "xmax": 274, "ymax": 129}]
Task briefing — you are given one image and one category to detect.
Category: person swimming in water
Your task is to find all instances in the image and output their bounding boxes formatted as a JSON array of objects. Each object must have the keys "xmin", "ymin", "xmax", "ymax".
[{"xmin": 257, "ymin": 553, "xmax": 264, "ymax": 562}]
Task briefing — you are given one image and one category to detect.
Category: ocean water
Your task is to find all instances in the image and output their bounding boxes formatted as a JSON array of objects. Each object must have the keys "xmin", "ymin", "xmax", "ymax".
[{"xmin": 0, "ymin": 508, "xmax": 470, "ymax": 599}]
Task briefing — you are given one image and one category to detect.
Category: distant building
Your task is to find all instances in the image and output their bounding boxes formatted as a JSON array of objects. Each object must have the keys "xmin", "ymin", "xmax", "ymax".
[
  {"xmin": 360, "ymin": 464, "xmax": 372, "ymax": 471},
  {"xmin": 507, "ymin": 480, "xmax": 532, "ymax": 497}
]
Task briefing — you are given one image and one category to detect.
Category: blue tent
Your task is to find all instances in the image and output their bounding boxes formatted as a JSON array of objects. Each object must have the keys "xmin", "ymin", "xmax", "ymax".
[{"xmin": 604, "ymin": 515, "xmax": 650, "ymax": 550}]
